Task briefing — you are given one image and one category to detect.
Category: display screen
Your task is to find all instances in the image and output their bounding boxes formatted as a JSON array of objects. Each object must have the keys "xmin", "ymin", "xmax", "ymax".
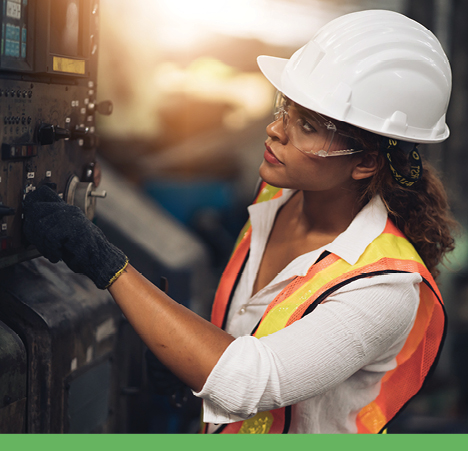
[
  {"xmin": 1, "ymin": 0, "xmax": 29, "ymax": 61},
  {"xmin": 49, "ymin": 0, "xmax": 81, "ymax": 57}
]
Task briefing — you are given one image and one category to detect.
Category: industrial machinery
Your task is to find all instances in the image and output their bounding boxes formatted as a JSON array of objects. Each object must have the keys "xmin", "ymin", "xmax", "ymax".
[
  {"xmin": 0, "ymin": 0, "xmax": 126, "ymax": 433},
  {"xmin": 0, "ymin": 0, "xmax": 144, "ymax": 433},
  {"xmin": 0, "ymin": 1, "xmax": 213, "ymax": 433},
  {"xmin": 0, "ymin": 0, "xmax": 109, "ymax": 268}
]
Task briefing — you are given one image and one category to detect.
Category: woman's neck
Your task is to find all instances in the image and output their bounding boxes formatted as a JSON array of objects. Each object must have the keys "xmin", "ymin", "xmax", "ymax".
[{"xmin": 294, "ymin": 185, "xmax": 365, "ymax": 236}]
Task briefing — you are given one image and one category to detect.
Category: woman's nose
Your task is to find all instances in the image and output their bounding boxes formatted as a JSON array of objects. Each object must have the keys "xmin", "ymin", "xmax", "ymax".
[{"xmin": 266, "ymin": 116, "xmax": 288, "ymax": 143}]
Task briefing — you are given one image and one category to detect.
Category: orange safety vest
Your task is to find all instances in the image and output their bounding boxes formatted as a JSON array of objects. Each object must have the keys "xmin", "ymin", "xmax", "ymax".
[{"xmin": 205, "ymin": 182, "xmax": 446, "ymax": 434}]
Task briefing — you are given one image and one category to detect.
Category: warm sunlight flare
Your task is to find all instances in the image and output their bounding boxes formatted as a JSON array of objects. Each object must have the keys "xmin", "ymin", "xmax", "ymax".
[{"xmin": 158, "ymin": 0, "xmax": 261, "ymax": 38}]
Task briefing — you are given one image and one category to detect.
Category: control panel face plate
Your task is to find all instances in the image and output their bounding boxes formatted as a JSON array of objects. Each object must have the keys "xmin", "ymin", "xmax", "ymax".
[
  {"xmin": 0, "ymin": 0, "xmax": 102, "ymax": 268},
  {"xmin": 0, "ymin": 79, "xmax": 99, "ymax": 267}
]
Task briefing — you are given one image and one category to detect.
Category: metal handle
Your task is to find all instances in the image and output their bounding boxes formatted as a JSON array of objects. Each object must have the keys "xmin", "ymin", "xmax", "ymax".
[{"xmin": 89, "ymin": 190, "xmax": 107, "ymax": 198}]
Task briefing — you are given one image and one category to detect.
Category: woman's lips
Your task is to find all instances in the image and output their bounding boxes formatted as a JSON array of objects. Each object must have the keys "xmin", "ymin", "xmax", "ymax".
[{"xmin": 264, "ymin": 143, "xmax": 283, "ymax": 165}]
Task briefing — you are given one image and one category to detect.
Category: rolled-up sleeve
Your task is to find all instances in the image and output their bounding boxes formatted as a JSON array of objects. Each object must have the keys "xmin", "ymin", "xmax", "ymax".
[{"xmin": 194, "ymin": 272, "xmax": 421, "ymax": 424}]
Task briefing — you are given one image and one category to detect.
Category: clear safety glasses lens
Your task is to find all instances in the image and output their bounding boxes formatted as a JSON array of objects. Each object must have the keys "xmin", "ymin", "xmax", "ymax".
[{"xmin": 273, "ymin": 93, "xmax": 363, "ymax": 157}]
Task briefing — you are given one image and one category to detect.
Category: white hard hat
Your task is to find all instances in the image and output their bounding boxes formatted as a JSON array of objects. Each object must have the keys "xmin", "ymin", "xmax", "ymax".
[{"xmin": 257, "ymin": 10, "xmax": 452, "ymax": 143}]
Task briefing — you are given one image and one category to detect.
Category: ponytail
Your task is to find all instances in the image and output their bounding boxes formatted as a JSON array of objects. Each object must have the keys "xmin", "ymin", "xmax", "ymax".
[{"xmin": 346, "ymin": 127, "xmax": 458, "ymax": 279}]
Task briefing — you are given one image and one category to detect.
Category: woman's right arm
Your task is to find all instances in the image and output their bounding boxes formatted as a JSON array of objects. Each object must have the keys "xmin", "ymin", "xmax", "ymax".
[
  {"xmin": 195, "ymin": 272, "xmax": 421, "ymax": 423},
  {"xmin": 108, "ymin": 264, "xmax": 235, "ymax": 392}
]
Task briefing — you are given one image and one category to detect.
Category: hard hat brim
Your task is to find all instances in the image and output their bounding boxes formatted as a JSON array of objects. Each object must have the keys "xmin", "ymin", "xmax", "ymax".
[
  {"xmin": 257, "ymin": 54, "xmax": 338, "ymax": 124},
  {"xmin": 257, "ymin": 55, "xmax": 288, "ymax": 95},
  {"xmin": 257, "ymin": 54, "xmax": 325, "ymax": 118}
]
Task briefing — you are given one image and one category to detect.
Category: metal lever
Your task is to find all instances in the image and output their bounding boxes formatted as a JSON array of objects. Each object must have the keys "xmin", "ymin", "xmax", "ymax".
[
  {"xmin": 71, "ymin": 125, "xmax": 89, "ymax": 139},
  {"xmin": 89, "ymin": 190, "xmax": 107, "ymax": 198},
  {"xmin": 37, "ymin": 124, "xmax": 70, "ymax": 145},
  {"xmin": 37, "ymin": 123, "xmax": 89, "ymax": 145}
]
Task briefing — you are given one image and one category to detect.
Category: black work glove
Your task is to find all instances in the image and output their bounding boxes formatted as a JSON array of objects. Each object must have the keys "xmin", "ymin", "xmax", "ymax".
[{"xmin": 23, "ymin": 184, "xmax": 128, "ymax": 289}]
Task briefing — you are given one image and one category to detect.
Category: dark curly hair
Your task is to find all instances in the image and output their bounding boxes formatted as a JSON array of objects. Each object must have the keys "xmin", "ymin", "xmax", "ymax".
[{"xmin": 345, "ymin": 126, "xmax": 458, "ymax": 279}]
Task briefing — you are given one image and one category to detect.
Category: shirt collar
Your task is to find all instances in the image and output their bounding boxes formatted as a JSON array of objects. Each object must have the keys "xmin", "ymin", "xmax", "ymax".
[
  {"xmin": 325, "ymin": 195, "xmax": 388, "ymax": 265},
  {"xmin": 248, "ymin": 189, "xmax": 388, "ymax": 280}
]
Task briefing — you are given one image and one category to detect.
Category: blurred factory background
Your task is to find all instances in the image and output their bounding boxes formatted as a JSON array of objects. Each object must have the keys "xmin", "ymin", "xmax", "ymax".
[
  {"xmin": 89, "ymin": 0, "xmax": 468, "ymax": 434},
  {"xmin": 2, "ymin": 0, "xmax": 468, "ymax": 434}
]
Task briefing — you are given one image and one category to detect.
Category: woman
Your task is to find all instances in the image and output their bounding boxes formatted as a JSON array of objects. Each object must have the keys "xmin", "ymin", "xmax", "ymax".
[{"xmin": 23, "ymin": 10, "xmax": 457, "ymax": 433}]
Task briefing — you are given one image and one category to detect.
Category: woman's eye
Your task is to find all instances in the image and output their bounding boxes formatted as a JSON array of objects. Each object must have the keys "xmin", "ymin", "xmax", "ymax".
[{"xmin": 298, "ymin": 118, "xmax": 317, "ymax": 133}]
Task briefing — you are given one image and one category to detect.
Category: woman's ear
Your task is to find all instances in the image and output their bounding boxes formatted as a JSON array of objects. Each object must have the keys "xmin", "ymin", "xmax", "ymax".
[{"xmin": 352, "ymin": 151, "xmax": 379, "ymax": 180}]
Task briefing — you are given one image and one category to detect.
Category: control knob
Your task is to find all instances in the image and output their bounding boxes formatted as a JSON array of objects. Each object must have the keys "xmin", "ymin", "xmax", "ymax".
[
  {"xmin": 65, "ymin": 175, "xmax": 106, "ymax": 220},
  {"xmin": 36, "ymin": 123, "xmax": 89, "ymax": 145}
]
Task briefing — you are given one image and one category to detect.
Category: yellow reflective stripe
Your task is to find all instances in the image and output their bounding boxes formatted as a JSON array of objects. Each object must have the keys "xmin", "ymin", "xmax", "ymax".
[
  {"xmin": 255, "ymin": 232, "xmax": 424, "ymax": 338},
  {"xmin": 238, "ymin": 411, "xmax": 274, "ymax": 434},
  {"xmin": 256, "ymin": 184, "xmax": 282, "ymax": 204}
]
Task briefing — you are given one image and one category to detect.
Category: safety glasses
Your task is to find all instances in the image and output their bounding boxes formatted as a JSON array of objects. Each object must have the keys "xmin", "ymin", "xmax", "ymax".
[{"xmin": 273, "ymin": 92, "xmax": 363, "ymax": 157}]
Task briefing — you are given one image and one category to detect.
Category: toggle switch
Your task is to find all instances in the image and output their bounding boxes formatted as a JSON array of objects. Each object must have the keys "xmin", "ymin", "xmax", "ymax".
[
  {"xmin": 37, "ymin": 124, "xmax": 90, "ymax": 145},
  {"xmin": 71, "ymin": 125, "xmax": 89, "ymax": 139},
  {"xmin": 37, "ymin": 124, "xmax": 70, "ymax": 145}
]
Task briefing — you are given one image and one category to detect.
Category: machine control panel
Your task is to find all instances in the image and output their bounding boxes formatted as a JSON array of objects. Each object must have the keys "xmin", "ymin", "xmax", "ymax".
[{"xmin": 0, "ymin": 0, "xmax": 109, "ymax": 267}]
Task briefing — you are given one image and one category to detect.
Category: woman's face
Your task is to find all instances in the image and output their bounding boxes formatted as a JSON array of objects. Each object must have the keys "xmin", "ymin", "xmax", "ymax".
[{"xmin": 260, "ymin": 106, "xmax": 364, "ymax": 195}]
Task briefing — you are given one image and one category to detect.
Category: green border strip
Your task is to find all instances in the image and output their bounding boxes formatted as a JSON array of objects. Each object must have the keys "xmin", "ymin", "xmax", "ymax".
[{"xmin": 1, "ymin": 434, "xmax": 466, "ymax": 451}]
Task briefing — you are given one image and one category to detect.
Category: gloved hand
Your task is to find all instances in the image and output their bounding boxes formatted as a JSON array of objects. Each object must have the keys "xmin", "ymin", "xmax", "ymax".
[{"xmin": 23, "ymin": 184, "xmax": 128, "ymax": 289}]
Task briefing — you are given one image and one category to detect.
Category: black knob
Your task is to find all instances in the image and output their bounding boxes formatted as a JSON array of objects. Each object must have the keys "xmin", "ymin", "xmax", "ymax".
[
  {"xmin": 37, "ymin": 124, "xmax": 55, "ymax": 145},
  {"xmin": 0, "ymin": 205, "xmax": 15, "ymax": 217},
  {"xmin": 37, "ymin": 124, "xmax": 71, "ymax": 145}
]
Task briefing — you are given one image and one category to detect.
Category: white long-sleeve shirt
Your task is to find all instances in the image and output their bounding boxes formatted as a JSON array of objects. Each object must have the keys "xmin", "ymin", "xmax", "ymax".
[{"xmin": 195, "ymin": 190, "xmax": 421, "ymax": 434}]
